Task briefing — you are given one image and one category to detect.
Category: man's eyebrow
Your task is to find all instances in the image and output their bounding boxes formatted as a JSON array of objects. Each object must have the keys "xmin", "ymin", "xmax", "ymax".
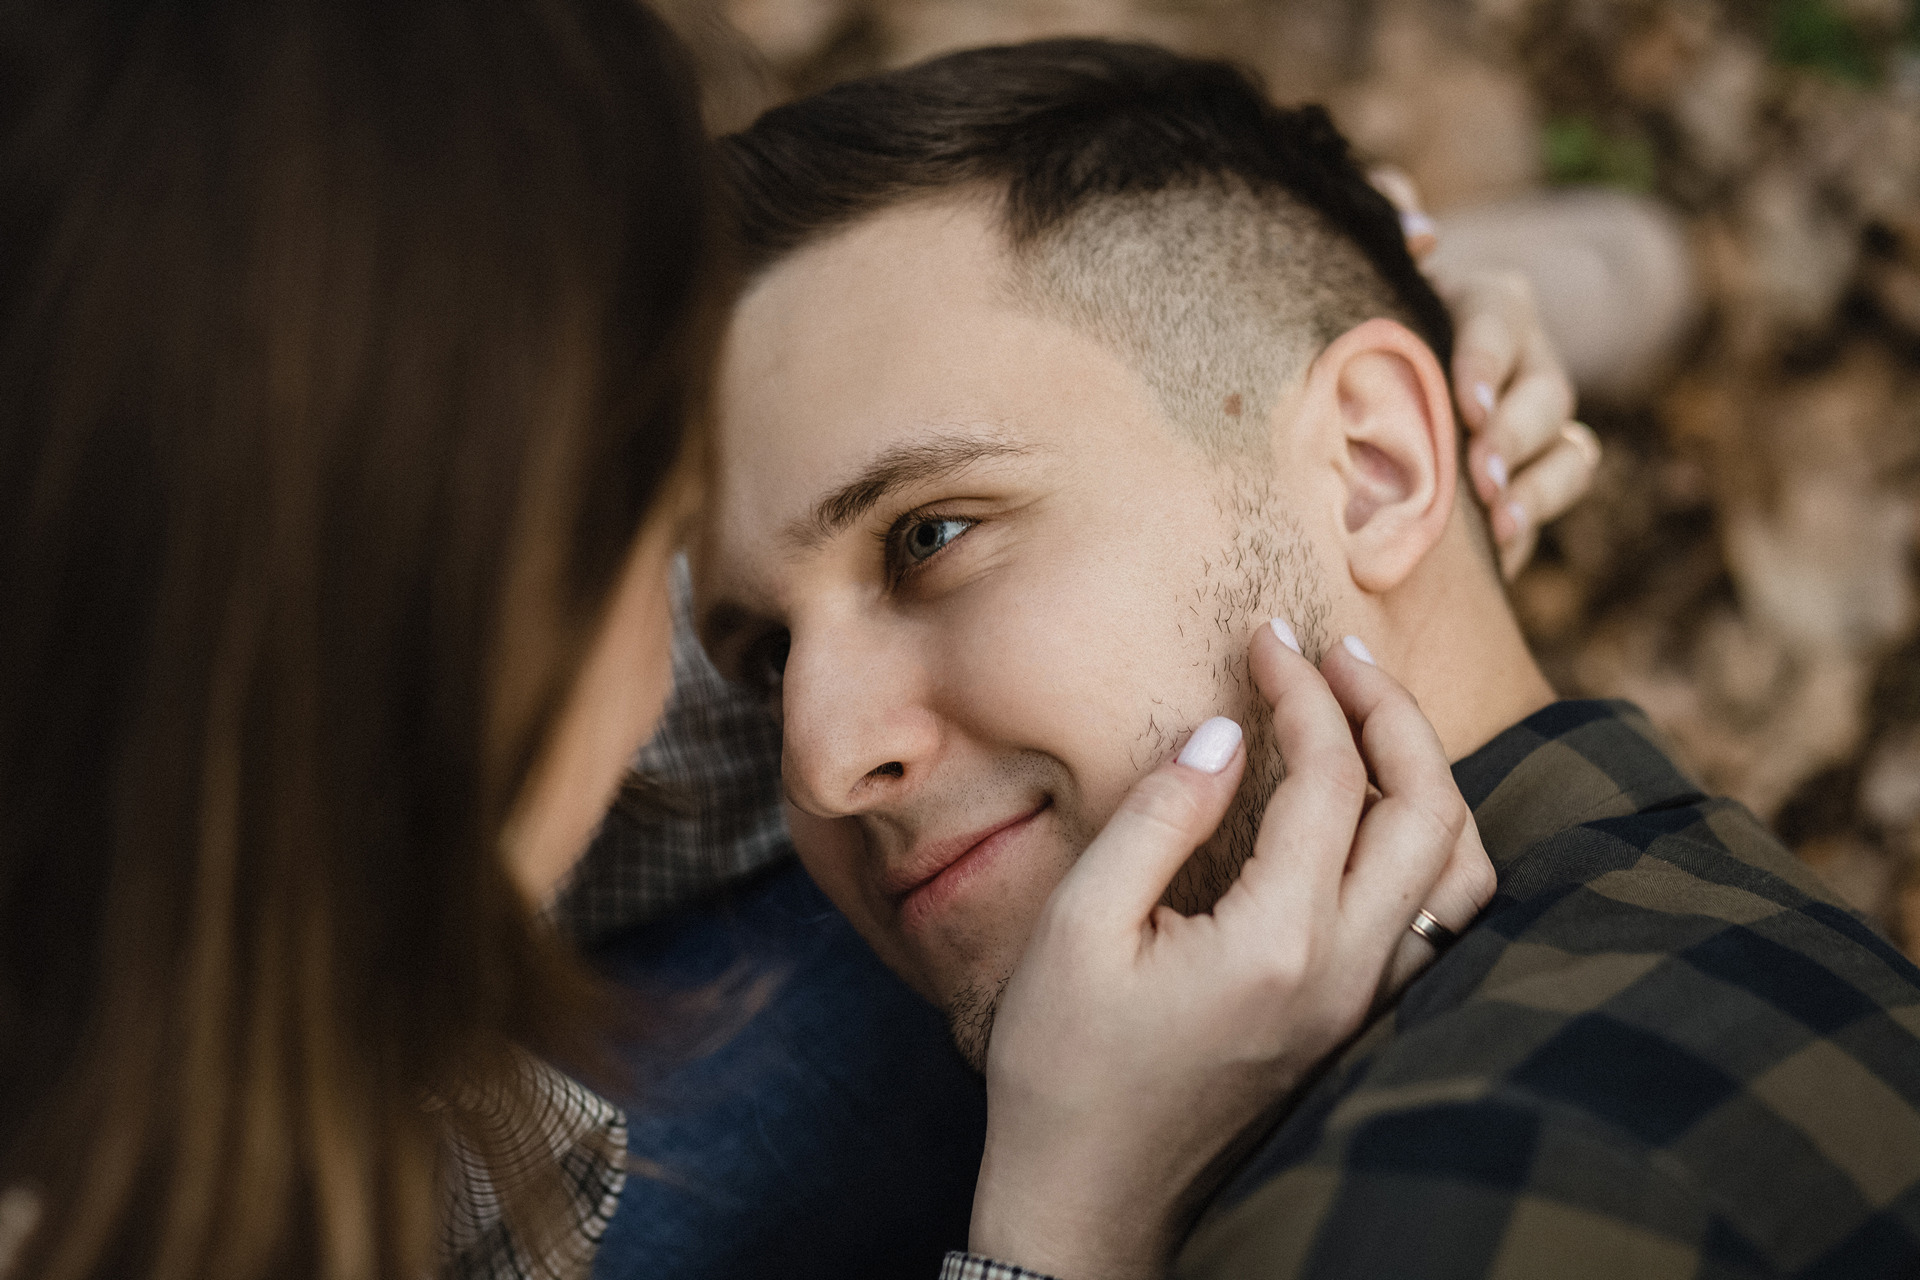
[{"xmin": 783, "ymin": 434, "xmax": 1035, "ymax": 549}]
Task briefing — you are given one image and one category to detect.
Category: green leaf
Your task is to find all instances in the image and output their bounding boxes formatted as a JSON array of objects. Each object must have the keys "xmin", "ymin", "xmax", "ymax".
[
  {"xmin": 1543, "ymin": 117, "xmax": 1658, "ymax": 193},
  {"xmin": 1773, "ymin": 0, "xmax": 1880, "ymax": 85}
]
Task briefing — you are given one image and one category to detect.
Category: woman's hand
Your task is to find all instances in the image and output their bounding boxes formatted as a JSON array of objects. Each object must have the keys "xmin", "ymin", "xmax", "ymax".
[
  {"xmin": 968, "ymin": 623, "xmax": 1495, "ymax": 1280},
  {"xmin": 1371, "ymin": 168, "xmax": 1602, "ymax": 581},
  {"xmin": 1434, "ymin": 266, "xmax": 1602, "ymax": 579}
]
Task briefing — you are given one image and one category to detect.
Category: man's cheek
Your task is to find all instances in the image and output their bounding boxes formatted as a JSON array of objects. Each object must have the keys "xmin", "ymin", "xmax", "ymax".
[{"xmin": 936, "ymin": 815, "xmax": 1086, "ymax": 968}]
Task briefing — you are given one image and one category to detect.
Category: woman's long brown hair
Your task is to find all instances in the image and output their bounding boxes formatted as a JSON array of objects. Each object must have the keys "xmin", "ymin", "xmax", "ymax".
[{"xmin": 0, "ymin": 1, "xmax": 716, "ymax": 1276}]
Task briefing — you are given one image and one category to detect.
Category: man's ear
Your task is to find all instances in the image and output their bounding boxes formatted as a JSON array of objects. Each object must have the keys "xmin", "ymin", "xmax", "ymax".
[{"xmin": 1299, "ymin": 318, "xmax": 1458, "ymax": 595}]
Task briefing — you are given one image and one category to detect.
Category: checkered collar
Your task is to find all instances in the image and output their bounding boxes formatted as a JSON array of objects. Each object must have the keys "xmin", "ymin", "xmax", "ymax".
[{"xmin": 1450, "ymin": 700, "xmax": 1706, "ymax": 874}]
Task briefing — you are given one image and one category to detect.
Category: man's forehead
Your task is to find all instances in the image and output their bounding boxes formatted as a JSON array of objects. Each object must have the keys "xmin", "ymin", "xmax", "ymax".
[
  {"xmin": 698, "ymin": 192, "xmax": 1195, "ymax": 616},
  {"xmin": 709, "ymin": 201, "xmax": 1105, "ymax": 528},
  {"xmin": 728, "ymin": 194, "xmax": 1010, "ymax": 343}
]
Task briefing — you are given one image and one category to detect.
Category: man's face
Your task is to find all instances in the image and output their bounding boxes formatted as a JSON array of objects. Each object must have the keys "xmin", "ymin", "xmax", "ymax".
[{"xmin": 695, "ymin": 198, "xmax": 1335, "ymax": 1064}]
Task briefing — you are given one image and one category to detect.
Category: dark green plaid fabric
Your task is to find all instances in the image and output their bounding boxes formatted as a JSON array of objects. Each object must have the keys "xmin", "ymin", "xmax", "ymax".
[{"xmin": 1177, "ymin": 700, "xmax": 1920, "ymax": 1280}]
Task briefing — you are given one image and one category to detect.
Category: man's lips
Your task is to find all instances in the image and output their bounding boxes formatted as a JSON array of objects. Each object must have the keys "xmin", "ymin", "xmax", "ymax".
[{"xmin": 885, "ymin": 799, "xmax": 1051, "ymax": 926}]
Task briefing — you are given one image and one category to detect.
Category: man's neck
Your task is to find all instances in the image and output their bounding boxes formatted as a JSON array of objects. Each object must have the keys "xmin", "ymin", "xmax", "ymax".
[{"xmin": 1369, "ymin": 526, "xmax": 1557, "ymax": 763}]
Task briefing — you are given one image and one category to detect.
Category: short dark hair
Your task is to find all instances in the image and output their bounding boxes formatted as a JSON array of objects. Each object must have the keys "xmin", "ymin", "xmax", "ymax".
[{"xmin": 720, "ymin": 39, "xmax": 1453, "ymax": 437}]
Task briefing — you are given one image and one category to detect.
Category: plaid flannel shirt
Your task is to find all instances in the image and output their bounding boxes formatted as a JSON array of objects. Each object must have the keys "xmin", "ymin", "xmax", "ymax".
[
  {"xmin": 1176, "ymin": 699, "xmax": 1920, "ymax": 1279},
  {"xmin": 439, "ymin": 1054, "xmax": 629, "ymax": 1280},
  {"xmin": 938, "ymin": 1253, "xmax": 1058, "ymax": 1280}
]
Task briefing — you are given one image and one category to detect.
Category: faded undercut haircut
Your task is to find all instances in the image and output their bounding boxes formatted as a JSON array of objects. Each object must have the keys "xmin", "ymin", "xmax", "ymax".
[{"xmin": 720, "ymin": 38, "xmax": 1455, "ymax": 448}]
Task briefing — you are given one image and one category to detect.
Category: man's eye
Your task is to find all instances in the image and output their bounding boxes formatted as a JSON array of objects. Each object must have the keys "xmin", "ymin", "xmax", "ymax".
[
  {"xmin": 740, "ymin": 629, "xmax": 790, "ymax": 698},
  {"xmin": 901, "ymin": 517, "xmax": 972, "ymax": 565}
]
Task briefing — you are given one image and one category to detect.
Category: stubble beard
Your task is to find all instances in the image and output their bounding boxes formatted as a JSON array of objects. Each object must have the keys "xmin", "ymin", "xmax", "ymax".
[
  {"xmin": 949, "ymin": 979, "xmax": 1002, "ymax": 1072},
  {"xmin": 1165, "ymin": 487, "xmax": 1333, "ymax": 911},
  {"xmin": 943, "ymin": 483, "xmax": 1330, "ymax": 1072}
]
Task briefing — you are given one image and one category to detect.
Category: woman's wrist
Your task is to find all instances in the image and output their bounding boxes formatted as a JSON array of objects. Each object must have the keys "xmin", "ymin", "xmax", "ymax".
[{"xmin": 968, "ymin": 1137, "xmax": 1172, "ymax": 1280}]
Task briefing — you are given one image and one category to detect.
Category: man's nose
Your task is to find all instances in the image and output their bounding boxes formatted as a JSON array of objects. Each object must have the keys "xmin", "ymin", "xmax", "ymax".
[{"xmin": 780, "ymin": 621, "xmax": 939, "ymax": 818}]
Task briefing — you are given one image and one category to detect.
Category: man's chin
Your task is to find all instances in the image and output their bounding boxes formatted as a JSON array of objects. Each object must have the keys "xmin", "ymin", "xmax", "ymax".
[{"xmin": 944, "ymin": 974, "xmax": 1010, "ymax": 1073}]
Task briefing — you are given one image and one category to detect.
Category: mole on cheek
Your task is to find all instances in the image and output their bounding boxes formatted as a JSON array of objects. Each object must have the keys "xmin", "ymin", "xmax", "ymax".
[{"xmin": 1223, "ymin": 393, "xmax": 1243, "ymax": 418}]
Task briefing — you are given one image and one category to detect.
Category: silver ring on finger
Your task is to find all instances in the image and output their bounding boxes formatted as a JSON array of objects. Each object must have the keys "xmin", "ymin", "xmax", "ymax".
[{"xmin": 1409, "ymin": 909, "xmax": 1458, "ymax": 950}]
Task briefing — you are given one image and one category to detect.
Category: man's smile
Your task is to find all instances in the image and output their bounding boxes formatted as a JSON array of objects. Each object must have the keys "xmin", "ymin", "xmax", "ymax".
[{"xmin": 889, "ymin": 797, "xmax": 1054, "ymax": 934}]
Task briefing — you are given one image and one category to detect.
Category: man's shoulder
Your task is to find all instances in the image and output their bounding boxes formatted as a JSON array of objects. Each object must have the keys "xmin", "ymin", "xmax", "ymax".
[
  {"xmin": 1180, "ymin": 787, "xmax": 1920, "ymax": 1279},
  {"xmin": 1459, "ymin": 789, "xmax": 1920, "ymax": 1050}
]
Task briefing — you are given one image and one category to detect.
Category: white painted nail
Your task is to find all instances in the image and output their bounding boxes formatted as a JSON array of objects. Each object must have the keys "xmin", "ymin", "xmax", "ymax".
[
  {"xmin": 1473, "ymin": 382, "xmax": 1496, "ymax": 416},
  {"xmin": 1342, "ymin": 635, "xmax": 1375, "ymax": 665},
  {"xmin": 1270, "ymin": 617, "xmax": 1303, "ymax": 655},
  {"xmin": 1486, "ymin": 452, "xmax": 1509, "ymax": 490},
  {"xmin": 1177, "ymin": 716, "xmax": 1243, "ymax": 774},
  {"xmin": 1399, "ymin": 210, "xmax": 1436, "ymax": 241}
]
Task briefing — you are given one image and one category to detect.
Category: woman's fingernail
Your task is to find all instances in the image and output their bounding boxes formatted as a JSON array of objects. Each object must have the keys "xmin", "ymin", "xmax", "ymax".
[
  {"xmin": 1270, "ymin": 617, "xmax": 1302, "ymax": 654},
  {"xmin": 1472, "ymin": 382, "xmax": 1496, "ymax": 416},
  {"xmin": 1342, "ymin": 635, "xmax": 1375, "ymax": 665},
  {"xmin": 1506, "ymin": 500, "xmax": 1528, "ymax": 537},
  {"xmin": 1486, "ymin": 452, "xmax": 1509, "ymax": 490},
  {"xmin": 1177, "ymin": 716, "xmax": 1243, "ymax": 774},
  {"xmin": 1399, "ymin": 210, "xmax": 1436, "ymax": 241}
]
